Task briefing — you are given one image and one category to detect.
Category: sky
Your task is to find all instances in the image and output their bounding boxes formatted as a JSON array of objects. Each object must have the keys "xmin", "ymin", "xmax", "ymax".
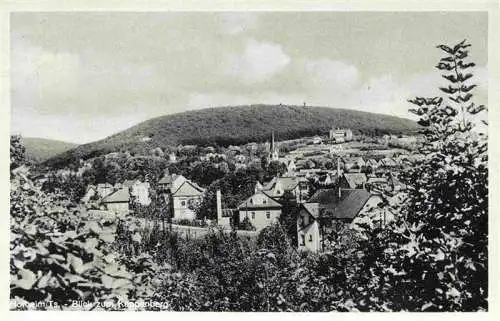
[{"xmin": 10, "ymin": 12, "xmax": 488, "ymax": 144}]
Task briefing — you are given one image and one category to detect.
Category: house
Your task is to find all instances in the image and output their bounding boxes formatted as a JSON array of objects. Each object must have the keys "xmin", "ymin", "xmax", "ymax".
[
  {"xmin": 277, "ymin": 157, "xmax": 296, "ymax": 174},
  {"xmin": 205, "ymin": 146, "xmax": 216, "ymax": 153},
  {"xmin": 237, "ymin": 191, "xmax": 282, "ymax": 231},
  {"xmin": 332, "ymin": 137, "xmax": 345, "ymax": 144},
  {"xmin": 102, "ymin": 187, "xmax": 130, "ymax": 213},
  {"xmin": 312, "ymin": 136, "xmax": 323, "ymax": 144},
  {"xmin": 297, "ymin": 189, "xmax": 382, "ymax": 253},
  {"xmin": 81, "ymin": 185, "xmax": 97, "ymax": 203},
  {"xmin": 96, "ymin": 183, "xmax": 114, "ymax": 198},
  {"xmin": 117, "ymin": 179, "xmax": 151, "ymax": 206},
  {"xmin": 329, "ymin": 128, "xmax": 353, "ymax": 143},
  {"xmin": 157, "ymin": 173, "xmax": 177, "ymax": 191},
  {"xmin": 389, "ymin": 173, "xmax": 406, "ymax": 192},
  {"xmin": 157, "ymin": 173, "xmax": 205, "ymax": 220},
  {"xmin": 365, "ymin": 158, "xmax": 380, "ymax": 169},
  {"xmin": 295, "ymin": 159, "xmax": 308, "ymax": 170},
  {"xmin": 366, "ymin": 177, "xmax": 390, "ymax": 193},
  {"xmin": 341, "ymin": 157, "xmax": 365, "ymax": 172},
  {"xmin": 297, "ymin": 203, "xmax": 322, "ymax": 252},
  {"xmin": 285, "ymin": 159, "xmax": 297, "ymax": 173},
  {"xmin": 257, "ymin": 176, "xmax": 310, "ymax": 203},
  {"xmin": 130, "ymin": 181, "xmax": 151, "ymax": 206},
  {"xmin": 168, "ymin": 152, "xmax": 177, "ymax": 163},
  {"xmin": 379, "ymin": 157, "xmax": 397, "ymax": 168},
  {"xmin": 339, "ymin": 173, "xmax": 368, "ymax": 190},
  {"xmin": 318, "ymin": 172, "xmax": 338, "ymax": 186},
  {"xmin": 235, "ymin": 154, "xmax": 247, "ymax": 164}
]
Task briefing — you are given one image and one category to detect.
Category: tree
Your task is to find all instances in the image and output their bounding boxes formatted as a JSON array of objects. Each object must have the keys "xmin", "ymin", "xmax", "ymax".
[
  {"xmin": 279, "ymin": 190, "xmax": 300, "ymax": 246},
  {"xmin": 10, "ymin": 135, "xmax": 25, "ymax": 170},
  {"xmin": 265, "ymin": 161, "xmax": 287, "ymax": 181},
  {"xmin": 356, "ymin": 40, "xmax": 488, "ymax": 311}
]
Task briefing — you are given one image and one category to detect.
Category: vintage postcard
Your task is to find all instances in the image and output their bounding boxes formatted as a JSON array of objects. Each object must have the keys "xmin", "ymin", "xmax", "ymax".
[{"xmin": 2, "ymin": 0, "xmax": 498, "ymax": 319}]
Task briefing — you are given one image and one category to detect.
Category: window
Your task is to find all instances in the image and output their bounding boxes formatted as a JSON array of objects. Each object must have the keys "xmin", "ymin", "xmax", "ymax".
[
  {"xmin": 181, "ymin": 200, "xmax": 186, "ymax": 207},
  {"xmin": 266, "ymin": 212, "xmax": 270, "ymax": 219},
  {"xmin": 263, "ymin": 199, "xmax": 267, "ymax": 204},
  {"xmin": 308, "ymin": 234, "xmax": 313, "ymax": 242},
  {"xmin": 276, "ymin": 190, "xmax": 281, "ymax": 195},
  {"xmin": 251, "ymin": 212, "xmax": 255, "ymax": 219},
  {"xmin": 300, "ymin": 234, "xmax": 305, "ymax": 246}
]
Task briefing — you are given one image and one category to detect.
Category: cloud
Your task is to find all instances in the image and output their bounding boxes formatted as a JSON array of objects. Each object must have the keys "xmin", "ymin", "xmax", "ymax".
[
  {"xmin": 351, "ymin": 74, "xmax": 408, "ymax": 116},
  {"xmin": 224, "ymin": 39, "xmax": 291, "ymax": 84},
  {"xmin": 219, "ymin": 13, "xmax": 259, "ymax": 35},
  {"xmin": 11, "ymin": 37, "xmax": 81, "ymax": 112},
  {"xmin": 11, "ymin": 35, "xmax": 171, "ymax": 119},
  {"xmin": 306, "ymin": 59, "xmax": 360, "ymax": 90}
]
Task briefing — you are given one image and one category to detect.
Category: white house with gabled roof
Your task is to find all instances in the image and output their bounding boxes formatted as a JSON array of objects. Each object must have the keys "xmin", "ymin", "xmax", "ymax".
[
  {"xmin": 237, "ymin": 191, "xmax": 282, "ymax": 231},
  {"xmin": 157, "ymin": 173, "xmax": 205, "ymax": 220}
]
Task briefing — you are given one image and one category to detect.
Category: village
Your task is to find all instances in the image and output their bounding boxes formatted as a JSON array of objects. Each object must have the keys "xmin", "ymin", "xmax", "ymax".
[
  {"xmin": 9, "ymin": 10, "xmax": 488, "ymax": 311},
  {"xmin": 46, "ymin": 127, "xmax": 424, "ymax": 253}
]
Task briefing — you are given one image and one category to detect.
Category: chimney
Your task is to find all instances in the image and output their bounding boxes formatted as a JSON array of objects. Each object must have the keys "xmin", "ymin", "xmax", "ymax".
[
  {"xmin": 216, "ymin": 189, "xmax": 222, "ymax": 222},
  {"xmin": 337, "ymin": 158, "xmax": 342, "ymax": 198}
]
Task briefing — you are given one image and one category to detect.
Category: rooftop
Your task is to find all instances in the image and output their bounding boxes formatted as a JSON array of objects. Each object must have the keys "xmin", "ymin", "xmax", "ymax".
[
  {"xmin": 308, "ymin": 189, "xmax": 373, "ymax": 220},
  {"xmin": 102, "ymin": 187, "xmax": 130, "ymax": 203}
]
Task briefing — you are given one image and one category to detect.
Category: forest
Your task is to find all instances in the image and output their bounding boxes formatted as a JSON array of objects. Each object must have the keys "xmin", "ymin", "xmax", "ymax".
[{"xmin": 45, "ymin": 104, "xmax": 420, "ymax": 169}]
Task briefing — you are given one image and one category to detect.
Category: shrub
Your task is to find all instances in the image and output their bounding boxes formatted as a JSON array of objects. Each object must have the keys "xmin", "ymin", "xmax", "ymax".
[{"xmin": 239, "ymin": 216, "xmax": 256, "ymax": 231}]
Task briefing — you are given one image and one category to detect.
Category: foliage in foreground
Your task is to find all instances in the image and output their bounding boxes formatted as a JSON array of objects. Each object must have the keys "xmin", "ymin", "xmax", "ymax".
[
  {"xmin": 350, "ymin": 39, "xmax": 488, "ymax": 311},
  {"xmin": 10, "ymin": 40, "xmax": 487, "ymax": 311},
  {"xmin": 10, "ymin": 164, "xmax": 172, "ymax": 310}
]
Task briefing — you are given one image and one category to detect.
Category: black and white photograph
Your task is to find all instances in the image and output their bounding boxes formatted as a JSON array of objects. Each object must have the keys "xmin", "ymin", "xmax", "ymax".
[{"xmin": 6, "ymin": 6, "xmax": 494, "ymax": 314}]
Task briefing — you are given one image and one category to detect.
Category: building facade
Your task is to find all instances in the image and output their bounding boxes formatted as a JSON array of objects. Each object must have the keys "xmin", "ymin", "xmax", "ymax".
[
  {"xmin": 297, "ymin": 189, "xmax": 382, "ymax": 253},
  {"xmin": 158, "ymin": 173, "xmax": 205, "ymax": 220},
  {"xmin": 238, "ymin": 191, "xmax": 282, "ymax": 231},
  {"xmin": 329, "ymin": 128, "xmax": 353, "ymax": 143}
]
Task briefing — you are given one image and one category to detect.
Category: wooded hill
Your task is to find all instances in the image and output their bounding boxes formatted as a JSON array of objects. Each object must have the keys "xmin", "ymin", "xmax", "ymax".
[
  {"xmin": 21, "ymin": 137, "xmax": 78, "ymax": 163},
  {"xmin": 45, "ymin": 104, "xmax": 420, "ymax": 167}
]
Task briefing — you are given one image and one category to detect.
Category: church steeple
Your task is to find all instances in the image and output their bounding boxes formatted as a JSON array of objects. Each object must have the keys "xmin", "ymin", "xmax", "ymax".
[{"xmin": 269, "ymin": 131, "xmax": 279, "ymax": 162}]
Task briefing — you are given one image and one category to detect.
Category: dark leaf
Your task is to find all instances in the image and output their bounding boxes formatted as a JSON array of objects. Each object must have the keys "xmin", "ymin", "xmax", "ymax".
[
  {"xmin": 461, "ymin": 84, "xmax": 477, "ymax": 93},
  {"xmin": 440, "ymin": 56, "xmax": 454, "ymax": 63},
  {"xmin": 439, "ymin": 86, "xmax": 458, "ymax": 94},
  {"xmin": 458, "ymin": 61, "xmax": 476, "ymax": 69},
  {"xmin": 442, "ymin": 74, "xmax": 458, "ymax": 83},
  {"xmin": 458, "ymin": 73, "xmax": 473, "ymax": 82},
  {"xmin": 458, "ymin": 93, "xmax": 473, "ymax": 102},
  {"xmin": 409, "ymin": 108, "xmax": 423, "ymax": 116},
  {"xmin": 452, "ymin": 39, "xmax": 468, "ymax": 53},
  {"xmin": 456, "ymin": 50, "xmax": 469, "ymax": 59},
  {"xmin": 437, "ymin": 44, "xmax": 453, "ymax": 54},
  {"xmin": 436, "ymin": 63, "xmax": 454, "ymax": 71}
]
